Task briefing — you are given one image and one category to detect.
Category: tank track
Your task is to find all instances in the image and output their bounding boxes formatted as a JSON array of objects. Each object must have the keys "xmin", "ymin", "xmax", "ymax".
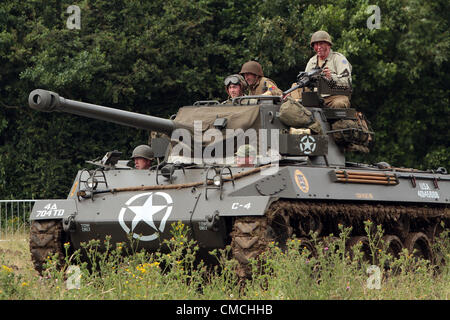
[
  {"xmin": 29, "ymin": 219, "xmax": 66, "ymax": 275},
  {"xmin": 231, "ymin": 199, "xmax": 449, "ymax": 278}
]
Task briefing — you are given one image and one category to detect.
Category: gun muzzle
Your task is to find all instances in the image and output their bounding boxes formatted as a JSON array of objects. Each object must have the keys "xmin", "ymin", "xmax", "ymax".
[{"xmin": 28, "ymin": 89, "xmax": 61, "ymax": 112}]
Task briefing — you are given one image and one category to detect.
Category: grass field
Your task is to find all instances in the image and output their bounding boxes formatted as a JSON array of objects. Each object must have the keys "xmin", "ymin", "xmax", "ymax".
[{"xmin": 1, "ymin": 221, "xmax": 449, "ymax": 300}]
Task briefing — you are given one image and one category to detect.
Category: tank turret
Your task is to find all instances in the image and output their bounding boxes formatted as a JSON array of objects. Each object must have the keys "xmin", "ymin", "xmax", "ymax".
[{"xmin": 28, "ymin": 88, "xmax": 357, "ymax": 167}]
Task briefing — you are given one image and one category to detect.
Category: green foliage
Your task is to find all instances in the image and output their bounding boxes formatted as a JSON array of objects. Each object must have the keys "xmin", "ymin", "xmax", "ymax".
[
  {"xmin": 0, "ymin": 264, "xmax": 28, "ymax": 299},
  {"xmin": 0, "ymin": 222, "xmax": 448, "ymax": 299},
  {"xmin": 0, "ymin": 0, "xmax": 448, "ymax": 199}
]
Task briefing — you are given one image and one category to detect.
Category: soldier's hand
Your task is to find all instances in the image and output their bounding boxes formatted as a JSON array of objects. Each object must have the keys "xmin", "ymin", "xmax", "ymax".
[{"xmin": 323, "ymin": 67, "xmax": 332, "ymax": 80}]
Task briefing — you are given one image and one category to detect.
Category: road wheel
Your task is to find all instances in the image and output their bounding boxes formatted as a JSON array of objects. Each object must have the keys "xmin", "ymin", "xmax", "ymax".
[
  {"xmin": 404, "ymin": 232, "xmax": 433, "ymax": 262},
  {"xmin": 298, "ymin": 215, "xmax": 323, "ymax": 237},
  {"xmin": 379, "ymin": 234, "xmax": 403, "ymax": 271},
  {"xmin": 382, "ymin": 235, "xmax": 403, "ymax": 259},
  {"xmin": 297, "ymin": 237, "xmax": 317, "ymax": 258}
]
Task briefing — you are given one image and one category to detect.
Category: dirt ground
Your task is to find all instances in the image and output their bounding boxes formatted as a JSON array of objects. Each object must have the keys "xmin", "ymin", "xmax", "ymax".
[{"xmin": 0, "ymin": 232, "xmax": 34, "ymax": 275}]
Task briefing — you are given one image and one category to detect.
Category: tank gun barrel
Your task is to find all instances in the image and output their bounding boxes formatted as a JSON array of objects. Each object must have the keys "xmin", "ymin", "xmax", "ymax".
[{"xmin": 28, "ymin": 89, "xmax": 176, "ymax": 135}]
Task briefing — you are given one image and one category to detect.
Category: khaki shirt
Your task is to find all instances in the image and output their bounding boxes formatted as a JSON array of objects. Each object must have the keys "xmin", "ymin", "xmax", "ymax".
[
  {"xmin": 305, "ymin": 50, "xmax": 352, "ymax": 90},
  {"xmin": 248, "ymin": 76, "xmax": 282, "ymax": 96}
]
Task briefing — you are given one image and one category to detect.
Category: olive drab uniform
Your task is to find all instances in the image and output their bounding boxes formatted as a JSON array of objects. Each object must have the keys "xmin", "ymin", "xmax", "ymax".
[
  {"xmin": 239, "ymin": 61, "xmax": 282, "ymax": 96},
  {"xmin": 248, "ymin": 77, "xmax": 283, "ymax": 96}
]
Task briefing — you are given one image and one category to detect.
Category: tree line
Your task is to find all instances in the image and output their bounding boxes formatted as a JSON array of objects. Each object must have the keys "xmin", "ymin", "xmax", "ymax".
[{"xmin": 0, "ymin": 0, "xmax": 448, "ymax": 199}]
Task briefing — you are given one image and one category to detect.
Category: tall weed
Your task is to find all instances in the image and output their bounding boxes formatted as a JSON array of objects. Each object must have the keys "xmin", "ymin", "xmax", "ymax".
[{"xmin": 0, "ymin": 221, "xmax": 448, "ymax": 299}]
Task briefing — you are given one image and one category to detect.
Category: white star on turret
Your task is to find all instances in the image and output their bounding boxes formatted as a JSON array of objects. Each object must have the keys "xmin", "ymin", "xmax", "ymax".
[
  {"xmin": 302, "ymin": 139, "xmax": 313, "ymax": 151},
  {"xmin": 300, "ymin": 135, "xmax": 316, "ymax": 154}
]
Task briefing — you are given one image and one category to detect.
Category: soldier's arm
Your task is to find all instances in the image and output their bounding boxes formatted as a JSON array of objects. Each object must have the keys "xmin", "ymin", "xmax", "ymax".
[
  {"xmin": 268, "ymin": 80, "xmax": 283, "ymax": 95},
  {"xmin": 329, "ymin": 54, "xmax": 352, "ymax": 88},
  {"xmin": 262, "ymin": 79, "xmax": 282, "ymax": 96}
]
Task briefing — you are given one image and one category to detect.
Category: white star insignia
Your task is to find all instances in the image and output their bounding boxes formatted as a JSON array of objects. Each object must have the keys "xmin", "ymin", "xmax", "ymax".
[
  {"xmin": 128, "ymin": 193, "xmax": 167, "ymax": 232},
  {"xmin": 300, "ymin": 135, "xmax": 316, "ymax": 154},
  {"xmin": 118, "ymin": 192, "xmax": 174, "ymax": 241}
]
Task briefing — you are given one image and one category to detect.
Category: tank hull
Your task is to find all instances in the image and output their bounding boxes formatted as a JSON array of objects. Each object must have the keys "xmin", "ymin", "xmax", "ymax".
[{"xmin": 29, "ymin": 164, "xmax": 449, "ymax": 274}]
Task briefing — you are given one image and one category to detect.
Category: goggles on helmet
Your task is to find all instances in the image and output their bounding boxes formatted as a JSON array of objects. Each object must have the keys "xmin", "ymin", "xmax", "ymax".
[{"xmin": 224, "ymin": 75, "xmax": 241, "ymax": 87}]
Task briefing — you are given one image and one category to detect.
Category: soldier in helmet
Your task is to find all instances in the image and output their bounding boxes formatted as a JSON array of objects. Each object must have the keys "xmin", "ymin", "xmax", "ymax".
[
  {"xmin": 222, "ymin": 74, "xmax": 247, "ymax": 104},
  {"xmin": 291, "ymin": 30, "xmax": 352, "ymax": 108},
  {"xmin": 131, "ymin": 144, "xmax": 154, "ymax": 170},
  {"xmin": 239, "ymin": 61, "xmax": 282, "ymax": 96}
]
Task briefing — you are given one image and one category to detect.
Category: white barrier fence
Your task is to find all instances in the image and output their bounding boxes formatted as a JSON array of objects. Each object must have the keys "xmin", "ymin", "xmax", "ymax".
[{"xmin": 0, "ymin": 200, "xmax": 35, "ymax": 240}]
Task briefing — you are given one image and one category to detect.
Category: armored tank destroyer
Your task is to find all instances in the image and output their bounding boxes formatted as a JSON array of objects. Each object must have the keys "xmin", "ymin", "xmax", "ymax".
[{"xmin": 27, "ymin": 82, "xmax": 449, "ymax": 277}]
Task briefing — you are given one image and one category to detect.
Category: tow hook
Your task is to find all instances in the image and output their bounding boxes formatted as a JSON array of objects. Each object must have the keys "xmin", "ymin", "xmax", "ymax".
[
  {"xmin": 63, "ymin": 215, "xmax": 76, "ymax": 232},
  {"xmin": 205, "ymin": 211, "xmax": 220, "ymax": 231}
]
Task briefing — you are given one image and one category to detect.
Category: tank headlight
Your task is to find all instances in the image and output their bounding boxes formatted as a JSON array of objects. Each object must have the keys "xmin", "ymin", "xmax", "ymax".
[
  {"xmin": 213, "ymin": 175, "xmax": 222, "ymax": 186},
  {"xmin": 86, "ymin": 177, "xmax": 98, "ymax": 190}
]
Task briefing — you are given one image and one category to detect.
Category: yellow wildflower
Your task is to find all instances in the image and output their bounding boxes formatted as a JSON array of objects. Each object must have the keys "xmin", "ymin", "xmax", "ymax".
[{"xmin": 1, "ymin": 265, "xmax": 13, "ymax": 273}]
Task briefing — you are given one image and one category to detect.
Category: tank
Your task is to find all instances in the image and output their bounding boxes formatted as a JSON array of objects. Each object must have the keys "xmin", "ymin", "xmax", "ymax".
[{"xmin": 27, "ymin": 86, "xmax": 450, "ymax": 278}]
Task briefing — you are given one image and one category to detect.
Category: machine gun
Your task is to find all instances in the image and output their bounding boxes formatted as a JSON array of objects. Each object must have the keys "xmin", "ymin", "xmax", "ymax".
[
  {"xmin": 282, "ymin": 67, "xmax": 352, "ymax": 107},
  {"xmin": 282, "ymin": 68, "xmax": 322, "ymax": 99}
]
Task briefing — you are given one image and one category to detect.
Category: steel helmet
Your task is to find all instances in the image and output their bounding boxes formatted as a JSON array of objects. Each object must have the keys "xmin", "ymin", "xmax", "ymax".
[
  {"xmin": 224, "ymin": 74, "xmax": 248, "ymax": 90},
  {"xmin": 310, "ymin": 30, "xmax": 333, "ymax": 48},
  {"xmin": 131, "ymin": 145, "xmax": 154, "ymax": 160},
  {"xmin": 239, "ymin": 61, "xmax": 264, "ymax": 77}
]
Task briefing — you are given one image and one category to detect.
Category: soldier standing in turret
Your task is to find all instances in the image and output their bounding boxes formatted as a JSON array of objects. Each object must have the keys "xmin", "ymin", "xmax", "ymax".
[
  {"xmin": 291, "ymin": 31, "xmax": 352, "ymax": 108},
  {"xmin": 239, "ymin": 61, "xmax": 282, "ymax": 96}
]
